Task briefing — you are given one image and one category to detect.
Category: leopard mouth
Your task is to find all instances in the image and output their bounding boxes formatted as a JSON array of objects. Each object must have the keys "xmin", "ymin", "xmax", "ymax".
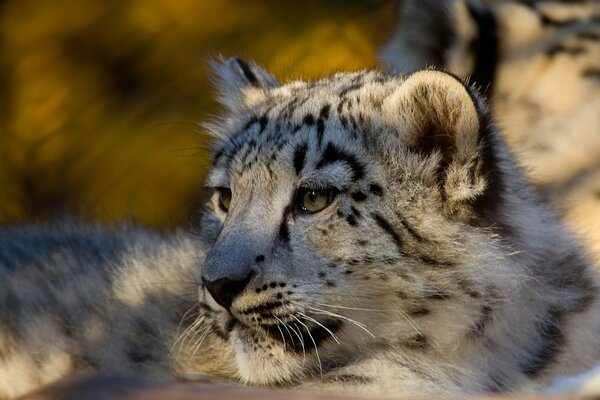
[
  {"xmin": 228, "ymin": 309, "xmax": 344, "ymax": 354},
  {"xmin": 261, "ymin": 318, "xmax": 343, "ymax": 353}
]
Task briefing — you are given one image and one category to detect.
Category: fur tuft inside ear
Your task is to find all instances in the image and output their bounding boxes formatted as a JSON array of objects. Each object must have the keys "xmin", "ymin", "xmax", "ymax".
[
  {"xmin": 210, "ymin": 57, "xmax": 278, "ymax": 112},
  {"xmin": 383, "ymin": 70, "xmax": 489, "ymax": 204}
]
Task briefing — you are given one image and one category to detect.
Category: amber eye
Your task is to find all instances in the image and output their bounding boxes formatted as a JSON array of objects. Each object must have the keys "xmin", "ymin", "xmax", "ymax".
[
  {"xmin": 297, "ymin": 188, "xmax": 336, "ymax": 213},
  {"xmin": 217, "ymin": 188, "xmax": 232, "ymax": 212}
]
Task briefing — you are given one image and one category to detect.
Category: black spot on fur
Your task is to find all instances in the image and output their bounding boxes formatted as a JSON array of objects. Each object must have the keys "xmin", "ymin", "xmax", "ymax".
[
  {"xmin": 550, "ymin": 253, "xmax": 597, "ymax": 312},
  {"xmin": 319, "ymin": 104, "xmax": 331, "ymax": 120},
  {"xmin": 339, "ymin": 82, "xmax": 362, "ymax": 97},
  {"xmin": 519, "ymin": 308, "xmax": 565, "ymax": 377},
  {"xmin": 372, "ymin": 212, "xmax": 405, "ymax": 254},
  {"xmin": 395, "ymin": 212, "xmax": 424, "ymax": 242},
  {"xmin": 255, "ymin": 255, "xmax": 265, "ymax": 263},
  {"xmin": 213, "ymin": 146, "xmax": 226, "ymax": 165},
  {"xmin": 340, "ymin": 116, "xmax": 348, "ymax": 129},
  {"xmin": 293, "ymin": 143, "xmax": 308, "ymax": 175},
  {"xmin": 317, "ymin": 119, "xmax": 325, "ymax": 146},
  {"xmin": 316, "ymin": 142, "xmax": 365, "ymax": 181},
  {"xmin": 242, "ymin": 301, "xmax": 287, "ymax": 315},
  {"xmin": 258, "ymin": 114, "xmax": 269, "ymax": 133},
  {"xmin": 303, "ymin": 114, "xmax": 315, "ymax": 126},
  {"xmin": 425, "ymin": 290, "xmax": 449, "ymax": 301},
  {"xmin": 418, "ymin": 255, "xmax": 455, "ymax": 268},
  {"xmin": 277, "ymin": 201, "xmax": 294, "ymax": 246},
  {"xmin": 278, "ymin": 220, "xmax": 290, "ymax": 245},
  {"xmin": 346, "ymin": 214, "xmax": 358, "ymax": 226},
  {"xmin": 243, "ymin": 115, "xmax": 259, "ymax": 131},
  {"xmin": 368, "ymin": 183, "xmax": 383, "ymax": 196},
  {"xmin": 407, "ymin": 307, "xmax": 430, "ymax": 317},
  {"xmin": 351, "ymin": 191, "xmax": 367, "ymax": 202},
  {"xmin": 234, "ymin": 58, "xmax": 259, "ymax": 87}
]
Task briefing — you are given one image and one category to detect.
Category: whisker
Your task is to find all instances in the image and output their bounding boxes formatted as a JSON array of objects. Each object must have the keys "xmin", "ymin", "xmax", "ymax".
[
  {"xmin": 306, "ymin": 306, "xmax": 376, "ymax": 339},
  {"xmin": 190, "ymin": 325, "xmax": 212, "ymax": 359},
  {"xmin": 297, "ymin": 293, "xmax": 375, "ymax": 300},
  {"xmin": 173, "ymin": 315, "xmax": 206, "ymax": 358},
  {"xmin": 298, "ymin": 312, "xmax": 340, "ymax": 344},
  {"xmin": 289, "ymin": 322, "xmax": 307, "ymax": 362},
  {"xmin": 170, "ymin": 305, "xmax": 200, "ymax": 355},
  {"xmin": 272, "ymin": 316, "xmax": 288, "ymax": 352},
  {"xmin": 308, "ymin": 301, "xmax": 386, "ymax": 312},
  {"xmin": 294, "ymin": 317, "xmax": 323, "ymax": 379},
  {"xmin": 392, "ymin": 308, "xmax": 422, "ymax": 336}
]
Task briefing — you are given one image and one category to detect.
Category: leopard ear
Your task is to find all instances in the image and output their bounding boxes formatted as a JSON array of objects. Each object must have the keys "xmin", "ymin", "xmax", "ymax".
[
  {"xmin": 211, "ymin": 57, "xmax": 279, "ymax": 113},
  {"xmin": 382, "ymin": 70, "xmax": 495, "ymax": 205}
]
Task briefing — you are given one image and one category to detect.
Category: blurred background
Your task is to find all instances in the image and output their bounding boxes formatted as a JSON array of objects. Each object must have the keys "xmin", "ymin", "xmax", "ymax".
[{"xmin": 0, "ymin": 0, "xmax": 396, "ymax": 229}]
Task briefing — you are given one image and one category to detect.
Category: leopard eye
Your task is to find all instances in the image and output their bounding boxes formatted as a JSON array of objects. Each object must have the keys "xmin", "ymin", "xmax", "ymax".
[
  {"xmin": 296, "ymin": 188, "xmax": 337, "ymax": 213},
  {"xmin": 217, "ymin": 188, "xmax": 232, "ymax": 212}
]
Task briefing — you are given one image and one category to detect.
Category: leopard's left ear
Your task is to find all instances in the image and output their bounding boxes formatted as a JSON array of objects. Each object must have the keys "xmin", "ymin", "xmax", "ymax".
[
  {"xmin": 382, "ymin": 70, "xmax": 497, "ymax": 205},
  {"xmin": 211, "ymin": 57, "xmax": 279, "ymax": 113}
]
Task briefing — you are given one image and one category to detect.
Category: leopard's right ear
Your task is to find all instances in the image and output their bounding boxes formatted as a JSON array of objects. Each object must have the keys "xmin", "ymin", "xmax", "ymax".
[{"xmin": 210, "ymin": 57, "xmax": 279, "ymax": 113}]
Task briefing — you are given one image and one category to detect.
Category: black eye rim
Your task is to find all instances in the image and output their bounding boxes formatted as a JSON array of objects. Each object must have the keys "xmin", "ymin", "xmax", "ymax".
[
  {"xmin": 294, "ymin": 187, "xmax": 338, "ymax": 214},
  {"xmin": 215, "ymin": 187, "xmax": 232, "ymax": 212}
]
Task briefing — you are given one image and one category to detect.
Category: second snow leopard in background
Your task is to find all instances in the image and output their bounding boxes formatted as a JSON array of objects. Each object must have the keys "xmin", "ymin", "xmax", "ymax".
[{"xmin": 382, "ymin": 0, "xmax": 600, "ymax": 259}]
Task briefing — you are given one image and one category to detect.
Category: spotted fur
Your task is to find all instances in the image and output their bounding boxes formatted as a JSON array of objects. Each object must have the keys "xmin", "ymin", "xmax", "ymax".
[{"xmin": 1, "ymin": 56, "xmax": 599, "ymax": 399}]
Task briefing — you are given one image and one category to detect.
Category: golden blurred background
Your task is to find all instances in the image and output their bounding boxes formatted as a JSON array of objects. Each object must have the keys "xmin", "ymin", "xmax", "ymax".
[{"xmin": 0, "ymin": 0, "xmax": 396, "ymax": 229}]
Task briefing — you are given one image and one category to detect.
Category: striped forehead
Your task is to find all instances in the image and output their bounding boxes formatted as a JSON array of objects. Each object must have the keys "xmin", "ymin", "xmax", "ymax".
[{"xmin": 208, "ymin": 71, "xmax": 395, "ymax": 187}]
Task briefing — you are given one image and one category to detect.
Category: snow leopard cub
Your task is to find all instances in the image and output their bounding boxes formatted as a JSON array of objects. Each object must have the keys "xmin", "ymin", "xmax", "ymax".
[{"xmin": 1, "ymin": 58, "xmax": 600, "ymax": 398}]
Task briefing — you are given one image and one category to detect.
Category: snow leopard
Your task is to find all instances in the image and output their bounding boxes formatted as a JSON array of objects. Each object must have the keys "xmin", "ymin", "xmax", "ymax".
[
  {"xmin": 381, "ymin": 0, "xmax": 600, "ymax": 260},
  {"xmin": 1, "ymin": 57, "xmax": 600, "ymax": 399}
]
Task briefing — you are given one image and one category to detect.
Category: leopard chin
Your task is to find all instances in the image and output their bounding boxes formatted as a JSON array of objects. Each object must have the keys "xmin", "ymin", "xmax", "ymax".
[{"xmin": 230, "ymin": 323, "xmax": 311, "ymax": 386}]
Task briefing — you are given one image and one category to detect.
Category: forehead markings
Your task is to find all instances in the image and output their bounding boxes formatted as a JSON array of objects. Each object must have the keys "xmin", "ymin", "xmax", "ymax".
[
  {"xmin": 216, "ymin": 74, "xmax": 387, "ymax": 180},
  {"xmin": 337, "ymin": 99, "xmax": 348, "ymax": 130},
  {"xmin": 316, "ymin": 104, "xmax": 331, "ymax": 147},
  {"xmin": 293, "ymin": 143, "xmax": 308, "ymax": 176},
  {"xmin": 276, "ymin": 192, "xmax": 295, "ymax": 248},
  {"xmin": 316, "ymin": 142, "xmax": 365, "ymax": 182}
]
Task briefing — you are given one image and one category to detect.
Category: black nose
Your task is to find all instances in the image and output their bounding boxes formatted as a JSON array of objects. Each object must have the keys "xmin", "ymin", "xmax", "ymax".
[{"xmin": 202, "ymin": 272, "xmax": 253, "ymax": 310}]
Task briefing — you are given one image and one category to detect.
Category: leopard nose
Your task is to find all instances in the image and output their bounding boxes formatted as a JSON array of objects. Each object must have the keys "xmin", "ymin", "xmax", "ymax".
[{"xmin": 202, "ymin": 272, "xmax": 254, "ymax": 310}]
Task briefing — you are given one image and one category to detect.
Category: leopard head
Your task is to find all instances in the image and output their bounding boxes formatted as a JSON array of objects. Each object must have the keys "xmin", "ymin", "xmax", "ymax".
[{"xmin": 197, "ymin": 57, "xmax": 506, "ymax": 385}]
